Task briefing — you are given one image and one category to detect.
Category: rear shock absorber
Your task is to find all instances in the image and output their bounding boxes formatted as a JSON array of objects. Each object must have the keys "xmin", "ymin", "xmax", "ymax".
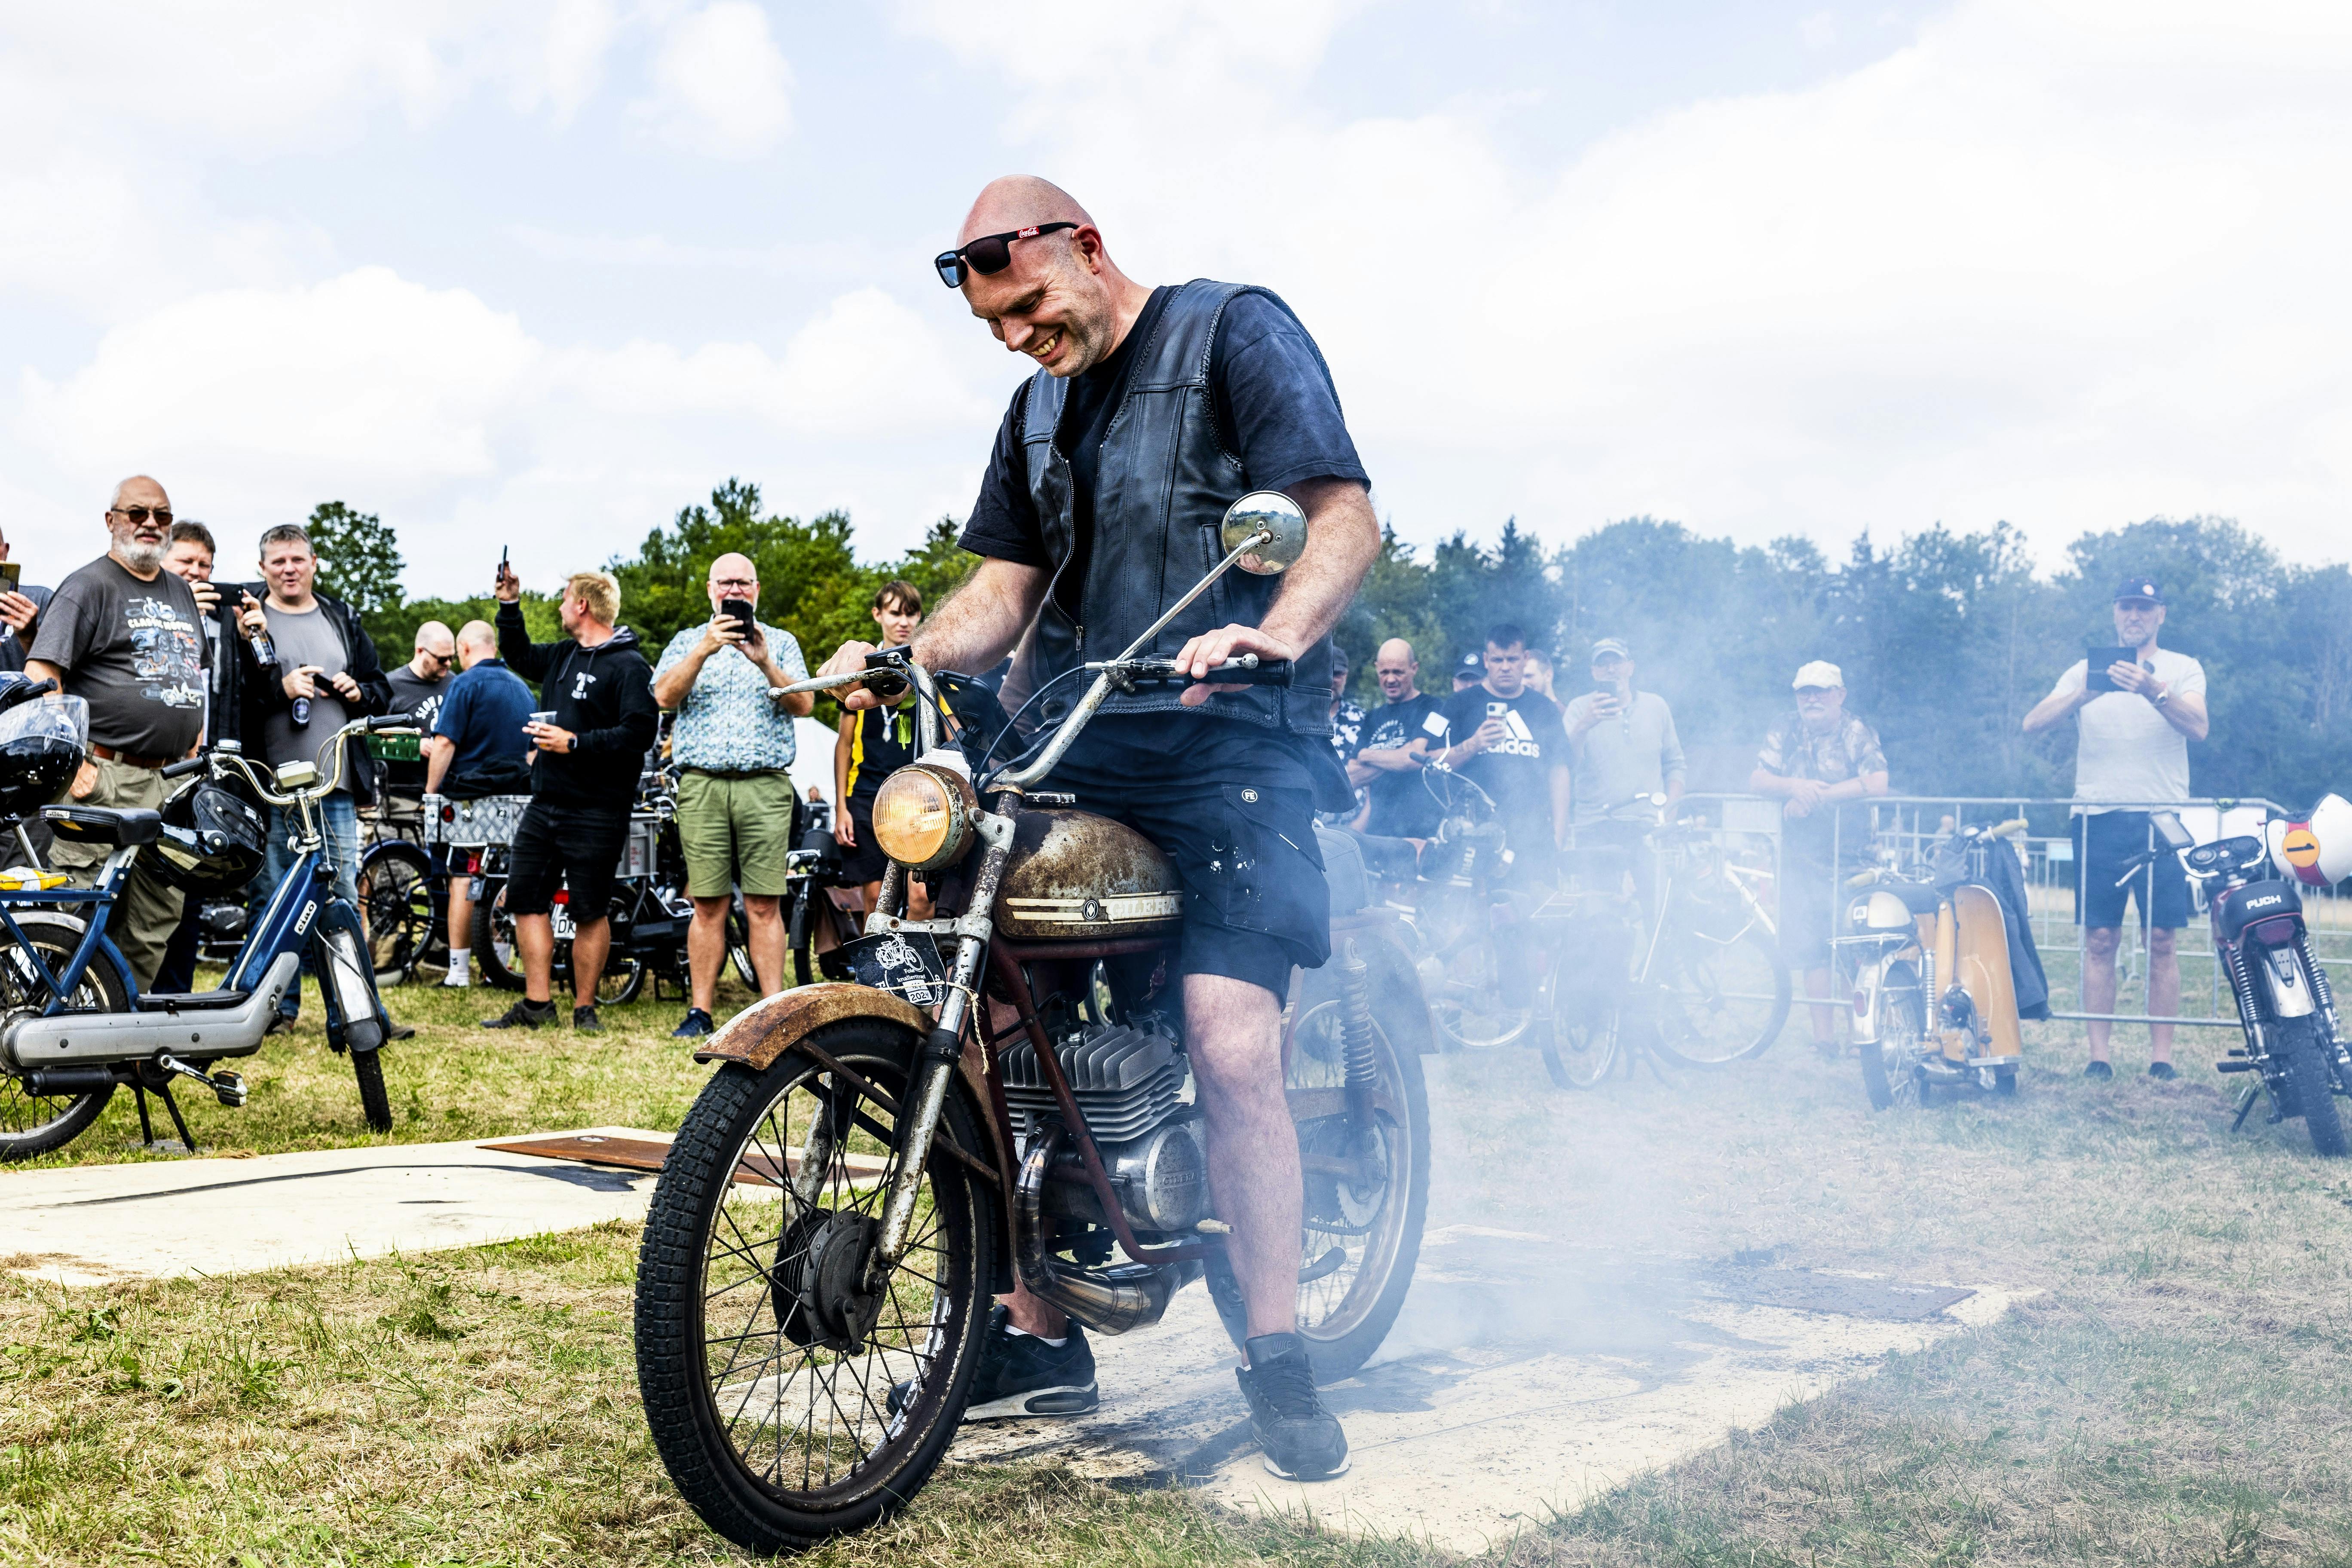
[
  {"xmin": 1336, "ymin": 940, "xmax": 1379, "ymax": 1127},
  {"xmin": 2294, "ymin": 931, "xmax": 2350, "ymax": 1073}
]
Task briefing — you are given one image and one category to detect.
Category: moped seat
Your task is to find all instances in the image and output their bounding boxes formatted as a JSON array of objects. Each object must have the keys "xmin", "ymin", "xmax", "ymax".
[
  {"xmin": 136, "ymin": 988, "xmax": 254, "ymax": 1013},
  {"xmin": 40, "ymin": 804, "xmax": 163, "ymax": 848},
  {"xmin": 1883, "ymin": 882, "xmax": 1944, "ymax": 916}
]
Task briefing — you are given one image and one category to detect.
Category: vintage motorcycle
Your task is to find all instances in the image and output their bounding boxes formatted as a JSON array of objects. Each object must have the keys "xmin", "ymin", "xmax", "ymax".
[
  {"xmin": 1837, "ymin": 818, "xmax": 2031, "ymax": 1109},
  {"xmin": 632, "ymin": 494, "xmax": 1433, "ymax": 1555},
  {"xmin": 2153, "ymin": 797, "xmax": 2352, "ymax": 1157}
]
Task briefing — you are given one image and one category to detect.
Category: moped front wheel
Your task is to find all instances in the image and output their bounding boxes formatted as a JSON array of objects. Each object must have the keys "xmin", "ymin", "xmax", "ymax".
[
  {"xmin": 1858, "ymin": 960, "xmax": 1924, "ymax": 1112},
  {"xmin": 635, "ymin": 1020, "xmax": 995, "ymax": 1555}
]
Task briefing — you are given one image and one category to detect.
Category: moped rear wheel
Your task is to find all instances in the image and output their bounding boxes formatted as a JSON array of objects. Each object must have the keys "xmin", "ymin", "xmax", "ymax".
[
  {"xmin": 1224, "ymin": 956, "xmax": 1430, "ymax": 1384},
  {"xmin": 470, "ymin": 882, "xmax": 525, "ymax": 992},
  {"xmin": 635, "ymin": 1020, "xmax": 995, "ymax": 1554},
  {"xmin": 1647, "ymin": 925, "xmax": 1791, "ymax": 1067},
  {"xmin": 2275, "ymin": 1017, "xmax": 2348, "ymax": 1158},
  {"xmin": 357, "ymin": 840, "xmax": 436, "ymax": 984},
  {"xmin": 0, "ymin": 916, "xmax": 128, "ymax": 1161}
]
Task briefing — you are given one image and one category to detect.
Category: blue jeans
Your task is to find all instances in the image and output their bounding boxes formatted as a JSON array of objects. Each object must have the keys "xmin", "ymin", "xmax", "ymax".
[{"xmin": 263, "ymin": 794, "xmax": 362, "ymax": 1019}]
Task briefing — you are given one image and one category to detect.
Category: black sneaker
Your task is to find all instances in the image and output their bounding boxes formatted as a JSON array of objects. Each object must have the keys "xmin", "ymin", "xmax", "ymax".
[
  {"xmin": 673, "ymin": 1008, "xmax": 715, "ymax": 1039},
  {"xmin": 482, "ymin": 998, "xmax": 558, "ymax": 1030},
  {"xmin": 893, "ymin": 1305, "xmax": 1097, "ymax": 1421},
  {"xmin": 2084, "ymin": 1060, "xmax": 2114, "ymax": 1081},
  {"xmin": 1236, "ymin": 1332, "xmax": 1349, "ymax": 1481},
  {"xmin": 2148, "ymin": 1061, "xmax": 2177, "ymax": 1081},
  {"xmin": 573, "ymin": 1005, "xmax": 605, "ymax": 1035},
  {"xmin": 386, "ymin": 1019, "xmax": 416, "ymax": 1041}
]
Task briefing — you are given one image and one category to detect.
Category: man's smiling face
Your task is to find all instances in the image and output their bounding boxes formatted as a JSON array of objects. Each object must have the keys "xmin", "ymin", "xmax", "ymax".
[{"xmin": 962, "ymin": 230, "xmax": 1118, "ymax": 378}]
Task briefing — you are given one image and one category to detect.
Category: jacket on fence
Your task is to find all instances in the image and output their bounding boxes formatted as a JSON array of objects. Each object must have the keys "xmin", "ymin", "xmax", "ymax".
[{"xmin": 1933, "ymin": 833, "xmax": 2052, "ymax": 1020}]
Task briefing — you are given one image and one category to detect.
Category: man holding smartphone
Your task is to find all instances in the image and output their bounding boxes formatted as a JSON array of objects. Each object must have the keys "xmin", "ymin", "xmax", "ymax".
[
  {"xmin": 1430, "ymin": 622, "xmax": 1572, "ymax": 880},
  {"xmin": 0, "ymin": 524, "xmax": 52, "ymax": 677},
  {"xmin": 652, "ymin": 552, "xmax": 812, "ymax": 1038},
  {"xmin": 2021, "ymin": 576, "xmax": 2209, "ymax": 1080},
  {"xmin": 1562, "ymin": 637, "xmax": 1685, "ymax": 846}
]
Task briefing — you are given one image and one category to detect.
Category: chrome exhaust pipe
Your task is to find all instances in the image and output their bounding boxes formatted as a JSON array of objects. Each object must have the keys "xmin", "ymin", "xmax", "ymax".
[{"xmin": 1015, "ymin": 1127, "xmax": 1191, "ymax": 1336}]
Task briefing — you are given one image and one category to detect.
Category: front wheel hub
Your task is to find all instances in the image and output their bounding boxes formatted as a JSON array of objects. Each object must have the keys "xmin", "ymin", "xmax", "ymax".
[{"xmin": 772, "ymin": 1210, "xmax": 885, "ymax": 1352}]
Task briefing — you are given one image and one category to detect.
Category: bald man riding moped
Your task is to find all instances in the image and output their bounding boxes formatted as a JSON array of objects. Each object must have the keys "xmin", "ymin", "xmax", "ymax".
[{"xmin": 632, "ymin": 181, "xmax": 1392, "ymax": 1547}]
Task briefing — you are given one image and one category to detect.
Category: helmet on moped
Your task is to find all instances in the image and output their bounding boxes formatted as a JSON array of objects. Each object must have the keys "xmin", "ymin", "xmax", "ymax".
[
  {"xmin": 0, "ymin": 675, "xmax": 88, "ymax": 820},
  {"xmin": 2269, "ymin": 793, "xmax": 2352, "ymax": 888},
  {"xmin": 151, "ymin": 773, "xmax": 269, "ymax": 895}
]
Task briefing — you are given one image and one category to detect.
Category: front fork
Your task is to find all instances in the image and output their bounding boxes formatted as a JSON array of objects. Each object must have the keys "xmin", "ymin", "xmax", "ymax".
[
  {"xmin": 312, "ymin": 892, "xmax": 387, "ymax": 1055},
  {"xmin": 865, "ymin": 825, "xmax": 1013, "ymax": 1290}
]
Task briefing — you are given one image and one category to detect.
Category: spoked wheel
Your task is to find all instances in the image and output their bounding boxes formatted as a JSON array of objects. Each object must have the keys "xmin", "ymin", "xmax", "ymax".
[
  {"xmin": 591, "ymin": 956, "xmax": 646, "ymax": 1008},
  {"xmin": 2275, "ymin": 1017, "xmax": 2348, "ymax": 1158},
  {"xmin": 358, "ymin": 841, "xmax": 437, "ymax": 984},
  {"xmin": 0, "ymin": 916, "xmax": 129, "ymax": 1161},
  {"xmin": 1424, "ymin": 945, "xmax": 1535, "ymax": 1050},
  {"xmin": 1541, "ymin": 997, "xmax": 1620, "ymax": 1089},
  {"xmin": 1858, "ymin": 961, "xmax": 1925, "ymax": 1112},
  {"xmin": 728, "ymin": 896, "xmax": 759, "ymax": 989},
  {"xmin": 471, "ymin": 882, "xmax": 524, "ymax": 992},
  {"xmin": 1215, "ymin": 954, "xmax": 1430, "ymax": 1384},
  {"xmin": 1646, "ymin": 921, "xmax": 1791, "ymax": 1068},
  {"xmin": 635, "ymin": 1020, "xmax": 996, "ymax": 1554}
]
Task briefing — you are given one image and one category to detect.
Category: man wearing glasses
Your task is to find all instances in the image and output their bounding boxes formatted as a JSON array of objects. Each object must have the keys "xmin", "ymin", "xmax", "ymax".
[
  {"xmin": 652, "ymin": 552, "xmax": 812, "ymax": 1039},
  {"xmin": 825, "ymin": 176, "xmax": 1378, "ymax": 1481},
  {"xmin": 382, "ymin": 621, "xmax": 458, "ymax": 805},
  {"xmin": 24, "ymin": 477, "xmax": 208, "ymax": 987}
]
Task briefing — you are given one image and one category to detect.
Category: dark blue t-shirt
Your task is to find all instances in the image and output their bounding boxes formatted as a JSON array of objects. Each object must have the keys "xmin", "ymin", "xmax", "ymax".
[
  {"xmin": 433, "ymin": 658, "xmax": 536, "ymax": 778},
  {"xmin": 961, "ymin": 285, "xmax": 1367, "ymax": 808},
  {"xmin": 959, "ymin": 286, "xmax": 1370, "ymax": 605}
]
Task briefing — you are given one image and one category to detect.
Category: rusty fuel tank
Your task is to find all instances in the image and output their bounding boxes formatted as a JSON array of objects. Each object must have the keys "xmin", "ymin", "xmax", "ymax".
[{"xmin": 995, "ymin": 808, "xmax": 1184, "ymax": 941}]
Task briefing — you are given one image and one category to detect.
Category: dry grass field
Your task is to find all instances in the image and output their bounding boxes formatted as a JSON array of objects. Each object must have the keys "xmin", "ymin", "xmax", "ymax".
[{"xmin": 4, "ymin": 972, "xmax": 2352, "ymax": 1565}]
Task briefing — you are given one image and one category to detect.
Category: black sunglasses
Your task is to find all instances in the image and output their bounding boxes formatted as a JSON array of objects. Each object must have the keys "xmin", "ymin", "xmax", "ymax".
[
  {"xmin": 934, "ymin": 222, "xmax": 1077, "ymax": 288},
  {"xmin": 110, "ymin": 506, "xmax": 174, "ymax": 526}
]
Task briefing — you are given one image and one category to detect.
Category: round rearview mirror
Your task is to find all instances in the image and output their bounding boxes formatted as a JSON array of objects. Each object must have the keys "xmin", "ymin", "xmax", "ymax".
[{"xmin": 1220, "ymin": 490, "xmax": 1308, "ymax": 576}]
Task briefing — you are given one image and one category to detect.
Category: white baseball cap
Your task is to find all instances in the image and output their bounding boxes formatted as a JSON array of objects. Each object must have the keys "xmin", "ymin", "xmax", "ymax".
[{"xmin": 1792, "ymin": 661, "xmax": 1844, "ymax": 690}]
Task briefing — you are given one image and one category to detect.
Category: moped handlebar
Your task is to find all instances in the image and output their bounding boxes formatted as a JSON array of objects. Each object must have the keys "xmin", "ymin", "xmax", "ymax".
[
  {"xmin": 160, "ymin": 755, "xmax": 207, "ymax": 781},
  {"xmin": 1103, "ymin": 655, "xmax": 1295, "ymax": 687}
]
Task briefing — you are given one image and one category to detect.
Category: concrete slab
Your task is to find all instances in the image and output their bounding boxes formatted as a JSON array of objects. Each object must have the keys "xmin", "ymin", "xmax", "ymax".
[
  {"xmin": 951, "ymin": 1226, "xmax": 2021, "ymax": 1554},
  {"xmin": 0, "ymin": 1128, "xmax": 674, "ymax": 1287}
]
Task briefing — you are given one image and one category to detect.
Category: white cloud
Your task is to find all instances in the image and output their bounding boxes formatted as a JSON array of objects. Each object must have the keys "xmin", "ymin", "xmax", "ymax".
[
  {"xmin": 634, "ymin": 2, "xmax": 795, "ymax": 158},
  {"xmin": 903, "ymin": 0, "xmax": 2352, "ymax": 561}
]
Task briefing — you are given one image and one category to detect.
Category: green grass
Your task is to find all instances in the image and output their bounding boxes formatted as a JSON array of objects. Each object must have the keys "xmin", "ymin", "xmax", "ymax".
[{"xmin": 8, "ymin": 978, "xmax": 2352, "ymax": 1565}]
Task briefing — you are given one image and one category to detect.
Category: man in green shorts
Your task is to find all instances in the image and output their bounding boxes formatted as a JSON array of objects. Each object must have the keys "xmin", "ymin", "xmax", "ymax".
[{"xmin": 651, "ymin": 552, "xmax": 814, "ymax": 1037}]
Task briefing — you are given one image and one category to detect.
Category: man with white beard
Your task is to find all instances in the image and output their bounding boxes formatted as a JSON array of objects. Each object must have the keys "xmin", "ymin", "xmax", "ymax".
[{"xmin": 25, "ymin": 475, "xmax": 208, "ymax": 987}]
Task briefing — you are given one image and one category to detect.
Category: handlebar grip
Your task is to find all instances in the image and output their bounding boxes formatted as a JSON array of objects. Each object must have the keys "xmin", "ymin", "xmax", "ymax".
[
  {"xmin": 0, "ymin": 676, "xmax": 59, "ymax": 713},
  {"xmin": 160, "ymin": 755, "xmax": 207, "ymax": 780},
  {"xmin": 1195, "ymin": 657, "xmax": 1293, "ymax": 687},
  {"xmin": 1991, "ymin": 818, "xmax": 2029, "ymax": 839},
  {"xmin": 365, "ymin": 716, "xmax": 419, "ymax": 734}
]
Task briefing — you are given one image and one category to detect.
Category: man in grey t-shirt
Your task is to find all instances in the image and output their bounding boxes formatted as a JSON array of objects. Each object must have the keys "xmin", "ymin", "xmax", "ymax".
[
  {"xmin": 2022, "ymin": 576, "xmax": 2211, "ymax": 1080},
  {"xmin": 25, "ymin": 476, "xmax": 206, "ymax": 987},
  {"xmin": 1562, "ymin": 637, "xmax": 1686, "ymax": 836}
]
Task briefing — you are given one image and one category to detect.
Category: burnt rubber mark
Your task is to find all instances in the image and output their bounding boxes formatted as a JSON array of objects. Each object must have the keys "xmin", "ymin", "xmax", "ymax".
[{"xmin": 41, "ymin": 1161, "xmax": 649, "ymax": 1207}]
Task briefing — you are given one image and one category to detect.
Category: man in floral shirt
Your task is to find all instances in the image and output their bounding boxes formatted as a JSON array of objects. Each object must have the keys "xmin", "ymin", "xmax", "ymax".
[
  {"xmin": 652, "ymin": 553, "xmax": 813, "ymax": 1037},
  {"xmin": 1751, "ymin": 661, "xmax": 1889, "ymax": 1054}
]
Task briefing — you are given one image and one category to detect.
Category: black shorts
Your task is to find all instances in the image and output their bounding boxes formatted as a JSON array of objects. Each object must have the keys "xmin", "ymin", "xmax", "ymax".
[
  {"xmin": 2073, "ymin": 810, "xmax": 2190, "ymax": 929},
  {"xmin": 505, "ymin": 799, "xmax": 629, "ymax": 919},
  {"xmin": 840, "ymin": 799, "xmax": 890, "ymax": 886},
  {"xmin": 1049, "ymin": 777, "xmax": 1331, "ymax": 998}
]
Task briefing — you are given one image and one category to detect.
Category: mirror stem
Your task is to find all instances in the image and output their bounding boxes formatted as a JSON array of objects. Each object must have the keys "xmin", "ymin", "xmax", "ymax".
[{"xmin": 1109, "ymin": 529, "xmax": 1270, "ymax": 663}]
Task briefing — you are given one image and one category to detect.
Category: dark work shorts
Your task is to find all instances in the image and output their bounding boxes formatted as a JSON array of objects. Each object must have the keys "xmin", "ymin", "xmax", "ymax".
[
  {"xmin": 2073, "ymin": 810, "xmax": 2190, "ymax": 929},
  {"xmin": 1048, "ymin": 777, "xmax": 1331, "ymax": 998},
  {"xmin": 505, "ymin": 799, "xmax": 630, "ymax": 920}
]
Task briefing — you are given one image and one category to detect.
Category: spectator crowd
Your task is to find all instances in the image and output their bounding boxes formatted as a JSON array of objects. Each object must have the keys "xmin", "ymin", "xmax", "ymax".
[{"xmin": 8, "ymin": 473, "xmax": 2211, "ymax": 1075}]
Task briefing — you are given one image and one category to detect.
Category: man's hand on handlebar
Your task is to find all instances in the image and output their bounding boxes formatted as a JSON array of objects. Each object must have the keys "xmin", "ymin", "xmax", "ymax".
[
  {"xmin": 1171, "ymin": 624, "xmax": 1295, "ymax": 707},
  {"xmin": 818, "ymin": 640, "xmax": 888, "ymax": 710}
]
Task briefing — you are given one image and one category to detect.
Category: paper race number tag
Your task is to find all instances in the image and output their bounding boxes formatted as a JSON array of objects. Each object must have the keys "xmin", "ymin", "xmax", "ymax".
[{"xmin": 1421, "ymin": 710, "xmax": 1450, "ymax": 737}]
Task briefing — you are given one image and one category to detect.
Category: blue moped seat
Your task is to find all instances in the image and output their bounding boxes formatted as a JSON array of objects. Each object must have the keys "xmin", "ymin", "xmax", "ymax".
[{"xmin": 41, "ymin": 804, "xmax": 162, "ymax": 848}]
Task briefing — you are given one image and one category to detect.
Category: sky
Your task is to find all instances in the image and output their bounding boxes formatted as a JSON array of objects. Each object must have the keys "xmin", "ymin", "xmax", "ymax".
[{"xmin": 6, "ymin": 0, "xmax": 2351, "ymax": 599}]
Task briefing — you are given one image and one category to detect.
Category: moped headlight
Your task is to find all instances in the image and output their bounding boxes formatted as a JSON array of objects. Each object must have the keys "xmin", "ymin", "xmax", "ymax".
[{"xmin": 870, "ymin": 764, "xmax": 977, "ymax": 872}]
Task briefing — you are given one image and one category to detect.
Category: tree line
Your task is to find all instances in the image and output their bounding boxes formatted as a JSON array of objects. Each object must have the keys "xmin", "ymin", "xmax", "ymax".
[{"xmin": 322, "ymin": 484, "xmax": 2343, "ymax": 812}]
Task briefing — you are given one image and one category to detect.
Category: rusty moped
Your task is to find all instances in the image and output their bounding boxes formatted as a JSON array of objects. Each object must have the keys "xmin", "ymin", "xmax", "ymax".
[{"xmin": 632, "ymin": 493, "xmax": 1432, "ymax": 1555}]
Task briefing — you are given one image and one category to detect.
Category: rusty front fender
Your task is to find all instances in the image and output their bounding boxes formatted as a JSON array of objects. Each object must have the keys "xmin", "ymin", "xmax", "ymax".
[{"xmin": 693, "ymin": 983, "xmax": 1018, "ymax": 1292}]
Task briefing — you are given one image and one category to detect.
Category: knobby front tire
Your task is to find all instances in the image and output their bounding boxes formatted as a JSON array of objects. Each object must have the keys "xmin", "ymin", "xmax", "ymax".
[
  {"xmin": 2275, "ymin": 1017, "xmax": 2348, "ymax": 1158},
  {"xmin": 635, "ymin": 1022, "xmax": 995, "ymax": 1554}
]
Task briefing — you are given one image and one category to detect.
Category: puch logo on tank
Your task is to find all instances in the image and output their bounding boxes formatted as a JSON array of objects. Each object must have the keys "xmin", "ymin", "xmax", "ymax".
[
  {"xmin": 2241, "ymin": 894, "xmax": 2286, "ymax": 911},
  {"xmin": 1001, "ymin": 892, "xmax": 1183, "ymax": 925}
]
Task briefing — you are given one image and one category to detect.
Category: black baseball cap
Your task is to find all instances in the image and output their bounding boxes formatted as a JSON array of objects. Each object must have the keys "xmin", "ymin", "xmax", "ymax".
[
  {"xmin": 2113, "ymin": 576, "xmax": 2165, "ymax": 605},
  {"xmin": 1455, "ymin": 649, "xmax": 1485, "ymax": 676}
]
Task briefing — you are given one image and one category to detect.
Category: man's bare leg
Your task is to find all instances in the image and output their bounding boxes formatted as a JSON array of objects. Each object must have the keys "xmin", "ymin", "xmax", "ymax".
[
  {"xmin": 517, "ymin": 913, "xmax": 555, "ymax": 1004},
  {"xmin": 1183, "ymin": 971, "xmax": 1300, "ymax": 1339},
  {"xmin": 569, "ymin": 917, "xmax": 610, "ymax": 1009},
  {"xmin": 744, "ymin": 894, "xmax": 786, "ymax": 995},
  {"xmin": 2084, "ymin": 925, "xmax": 2120, "ymax": 1063},
  {"xmin": 687, "ymin": 895, "xmax": 730, "ymax": 1013}
]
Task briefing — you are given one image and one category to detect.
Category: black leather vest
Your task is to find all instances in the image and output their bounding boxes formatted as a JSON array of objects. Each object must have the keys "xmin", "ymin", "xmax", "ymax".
[{"xmin": 1020, "ymin": 279, "xmax": 1335, "ymax": 734}]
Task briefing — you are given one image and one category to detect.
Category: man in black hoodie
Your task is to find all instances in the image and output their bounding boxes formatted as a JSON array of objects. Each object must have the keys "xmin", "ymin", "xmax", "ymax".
[{"xmin": 484, "ymin": 563, "xmax": 658, "ymax": 1033}]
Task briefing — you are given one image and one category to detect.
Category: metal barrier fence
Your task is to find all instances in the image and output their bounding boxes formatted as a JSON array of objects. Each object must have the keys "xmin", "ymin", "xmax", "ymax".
[{"xmin": 1672, "ymin": 793, "xmax": 2342, "ymax": 1032}]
